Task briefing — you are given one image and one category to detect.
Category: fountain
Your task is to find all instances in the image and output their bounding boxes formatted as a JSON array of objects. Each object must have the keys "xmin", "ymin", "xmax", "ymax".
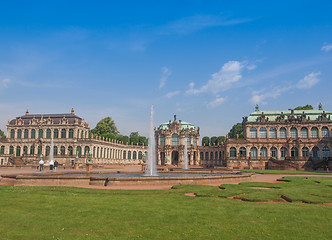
[
  {"xmin": 183, "ymin": 140, "xmax": 189, "ymax": 170},
  {"xmin": 145, "ymin": 105, "xmax": 157, "ymax": 176},
  {"xmin": 49, "ymin": 138, "xmax": 54, "ymax": 165}
]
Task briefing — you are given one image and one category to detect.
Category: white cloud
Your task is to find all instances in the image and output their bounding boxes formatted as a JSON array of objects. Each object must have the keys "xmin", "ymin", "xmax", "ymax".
[
  {"xmin": 250, "ymin": 86, "xmax": 292, "ymax": 105},
  {"xmin": 1, "ymin": 78, "xmax": 11, "ymax": 88},
  {"xmin": 207, "ymin": 97, "xmax": 226, "ymax": 108},
  {"xmin": 321, "ymin": 43, "xmax": 332, "ymax": 52},
  {"xmin": 186, "ymin": 61, "xmax": 245, "ymax": 95},
  {"xmin": 166, "ymin": 90, "xmax": 180, "ymax": 98},
  {"xmin": 246, "ymin": 64, "xmax": 257, "ymax": 70},
  {"xmin": 161, "ymin": 15, "xmax": 250, "ymax": 35},
  {"xmin": 159, "ymin": 67, "xmax": 171, "ymax": 89},
  {"xmin": 250, "ymin": 72, "xmax": 321, "ymax": 104},
  {"xmin": 297, "ymin": 72, "xmax": 320, "ymax": 89}
]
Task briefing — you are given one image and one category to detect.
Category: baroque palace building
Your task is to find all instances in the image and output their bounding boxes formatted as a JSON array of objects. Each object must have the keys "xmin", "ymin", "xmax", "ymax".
[
  {"xmin": 225, "ymin": 104, "xmax": 332, "ymax": 170},
  {"xmin": 0, "ymin": 109, "xmax": 146, "ymax": 166},
  {"xmin": 0, "ymin": 105, "xmax": 331, "ymax": 170}
]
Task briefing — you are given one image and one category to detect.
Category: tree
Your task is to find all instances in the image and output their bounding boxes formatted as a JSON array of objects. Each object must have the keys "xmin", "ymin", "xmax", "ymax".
[
  {"xmin": 290, "ymin": 105, "xmax": 313, "ymax": 110},
  {"xmin": 0, "ymin": 129, "xmax": 5, "ymax": 138},
  {"xmin": 228, "ymin": 123, "xmax": 243, "ymax": 138},
  {"xmin": 91, "ymin": 117, "xmax": 119, "ymax": 136},
  {"xmin": 202, "ymin": 136, "xmax": 210, "ymax": 146},
  {"xmin": 217, "ymin": 136, "xmax": 225, "ymax": 144},
  {"xmin": 139, "ymin": 136, "xmax": 147, "ymax": 146},
  {"xmin": 211, "ymin": 136, "xmax": 218, "ymax": 145},
  {"xmin": 130, "ymin": 132, "xmax": 139, "ymax": 145}
]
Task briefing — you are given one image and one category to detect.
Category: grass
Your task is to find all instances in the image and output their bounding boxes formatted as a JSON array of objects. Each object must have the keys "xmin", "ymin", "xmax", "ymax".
[
  {"xmin": 241, "ymin": 169, "xmax": 332, "ymax": 175},
  {"xmin": 0, "ymin": 177, "xmax": 331, "ymax": 239}
]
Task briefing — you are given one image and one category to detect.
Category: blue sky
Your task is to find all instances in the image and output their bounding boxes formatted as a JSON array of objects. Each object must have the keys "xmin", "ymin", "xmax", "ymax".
[{"xmin": 1, "ymin": 1, "xmax": 332, "ymax": 138}]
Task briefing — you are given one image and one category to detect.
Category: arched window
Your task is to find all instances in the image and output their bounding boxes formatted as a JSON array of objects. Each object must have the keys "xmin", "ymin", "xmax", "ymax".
[
  {"xmin": 38, "ymin": 146, "xmax": 42, "ymax": 155},
  {"xmin": 38, "ymin": 129, "xmax": 43, "ymax": 138},
  {"xmin": 10, "ymin": 129, "xmax": 15, "ymax": 139},
  {"xmin": 77, "ymin": 146, "xmax": 82, "ymax": 156},
  {"xmin": 205, "ymin": 152, "xmax": 209, "ymax": 161},
  {"xmin": 281, "ymin": 147, "xmax": 288, "ymax": 159},
  {"xmin": 200, "ymin": 152, "xmax": 204, "ymax": 160},
  {"xmin": 60, "ymin": 146, "xmax": 65, "ymax": 156},
  {"xmin": 290, "ymin": 127, "xmax": 298, "ymax": 138},
  {"xmin": 280, "ymin": 127, "xmax": 287, "ymax": 138},
  {"xmin": 269, "ymin": 128, "xmax": 277, "ymax": 138},
  {"xmin": 260, "ymin": 147, "xmax": 268, "ymax": 158},
  {"xmin": 16, "ymin": 146, "xmax": 21, "ymax": 156},
  {"xmin": 250, "ymin": 147, "xmax": 258, "ymax": 158},
  {"xmin": 123, "ymin": 151, "xmax": 126, "ymax": 159},
  {"xmin": 301, "ymin": 127, "xmax": 308, "ymax": 138},
  {"xmin": 69, "ymin": 129, "xmax": 74, "ymax": 138},
  {"xmin": 302, "ymin": 147, "xmax": 309, "ymax": 157},
  {"xmin": 84, "ymin": 146, "xmax": 90, "ymax": 155},
  {"xmin": 239, "ymin": 147, "xmax": 246, "ymax": 158},
  {"xmin": 230, "ymin": 147, "xmax": 236, "ymax": 158},
  {"xmin": 53, "ymin": 129, "xmax": 58, "ymax": 139},
  {"xmin": 46, "ymin": 146, "xmax": 50, "ymax": 156},
  {"xmin": 210, "ymin": 152, "xmax": 214, "ymax": 160},
  {"xmin": 31, "ymin": 129, "xmax": 36, "ymax": 139},
  {"xmin": 185, "ymin": 134, "xmax": 191, "ymax": 145},
  {"xmin": 30, "ymin": 146, "xmax": 35, "ymax": 155},
  {"xmin": 260, "ymin": 128, "xmax": 267, "ymax": 138},
  {"xmin": 215, "ymin": 151, "xmax": 218, "ymax": 160},
  {"xmin": 270, "ymin": 147, "xmax": 278, "ymax": 159},
  {"xmin": 93, "ymin": 147, "xmax": 96, "ymax": 158},
  {"xmin": 322, "ymin": 127, "xmax": 329, "ymax": 138},
  {"xmin": 193, "ymin": 137, "xmax": 197, "ymax": 146},
  {"xmin": 291, "ymin": 147, "xmax": 298, "ymax": 157},
  {"xmin": 68, "ymin": 146, "xmax": 73, "ymax": 156},
  {"xmin": 97, "ymin": 147, "xmax": 100, "ymax": 158},
  {"xmin": 250, "ymin": 127, "xmax": 257, "ymax": 138},
  {"xmin": 159, "ymin": 134, "xmax": 165, "ymax": 146},
  {"xmin": 133, "ymin": 151, "xmax": 137, "ymax": 160},
  {"xmin": 17, "ymin": 129, "xmax": 22, "ymax": 139},
  {"xmin": 322, "ymin": 146, "xmax": 330, "ymax": 158},
  {"xmin": 128, "ymin": 151, "xmax": 131, "ymax": 160},
  {"xmin": 172, "ymin": 134, "xmax": 179, "ymax": 146},
  {"xmin": 46, "ymin": 129, "xmax": 51, "ymax": 139},
  {"xmin": 61, "ymin": 129, "xmax": 66, "ymax": 138},
  {"xmin": 9, "ymin": 146, "xmax": 14, "ymax": 155},
  {"xmin": 0, "ymin": 146, "xmax": 5, "ymax": 154},
  {"xmin": 81, "ymin": 131, "xmax": 83, "ymax": 139},
  {"xmin": 54, "ymin": 146, "xmax": 58, "ymax": 156},
  {"xmin": 137, "ymin": 151, "xmax": 142, "ymax": 160},
  {"xmin": 24, "ymin": 129, "xmax": 29, "ymax": 139},
  {"xmin": 311, "ymin": 127, "xmax": 318, "ymax": 138},
  {"xmin": 23, "ymin": 146, "xmax": 28, "ymax": 155},
  {"xmin": 312, "ymin": 146, "xmax": 319, "ymax": 159}
]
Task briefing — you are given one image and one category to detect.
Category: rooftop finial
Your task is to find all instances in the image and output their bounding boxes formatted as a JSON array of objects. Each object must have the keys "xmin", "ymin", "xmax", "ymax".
[
  {"xmin": 25, "ymin": 109, "xmax": 29, "ymax": 115},
  {"xmin": 71, "ymin": 108, "xmax": 75, "ymax": 115},
  {"xmin": 255, "ymin": 104, "xmax": 259, "ymax": 112},
  {"xmin": 318, "ymin": 103, "xmax": 323, "ymax": 110}
]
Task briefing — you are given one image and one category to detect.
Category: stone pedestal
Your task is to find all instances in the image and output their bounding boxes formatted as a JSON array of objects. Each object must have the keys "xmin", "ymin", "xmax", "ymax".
[
  {"xmin": 86, "ymin": 163, "xmax": 93, "ymax": 172},
  {"xmin": 74, "ymin": 163, "xmax": 79, "ymax": 170}
]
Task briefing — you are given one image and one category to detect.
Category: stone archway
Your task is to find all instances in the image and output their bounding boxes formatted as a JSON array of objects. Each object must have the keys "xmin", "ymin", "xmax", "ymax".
[{"xmin": 172, "ymin": 151, "xmax": 179, "ymax": 165}]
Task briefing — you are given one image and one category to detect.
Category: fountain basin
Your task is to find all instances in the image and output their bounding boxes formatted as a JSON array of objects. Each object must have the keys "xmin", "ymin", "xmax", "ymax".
[{"xmin": 0, "ymin": 171, "xmax": 253, "ymax": 187}]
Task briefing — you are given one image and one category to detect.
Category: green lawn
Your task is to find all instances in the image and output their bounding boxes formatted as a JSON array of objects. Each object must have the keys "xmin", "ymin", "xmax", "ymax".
[
  {"xmin": 0, "ymin": 177, "xmax": 332, "ymax": 239},
  {"xmin": 241, "ymin": 169, "xmax": 332, "ymax": 175}
]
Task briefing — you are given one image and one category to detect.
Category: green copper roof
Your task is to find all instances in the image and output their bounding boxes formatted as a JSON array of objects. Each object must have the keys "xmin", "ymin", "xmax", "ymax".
[
  {"xmin": 247, "ymin": 109, "xmax": 332, "ymax": 122},
  {"xmin": 159, "ymin": 121, "xmax": 197, "ymax": 130}
]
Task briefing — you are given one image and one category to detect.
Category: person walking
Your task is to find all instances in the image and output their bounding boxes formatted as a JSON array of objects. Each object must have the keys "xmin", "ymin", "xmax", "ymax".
[
  {"xmin": 39, "ymin": 159, "xmax": 44, "ymax": 171},
  {"xmin": 54, "ymin": 160, "xmax": 59, "ymax": 172}
]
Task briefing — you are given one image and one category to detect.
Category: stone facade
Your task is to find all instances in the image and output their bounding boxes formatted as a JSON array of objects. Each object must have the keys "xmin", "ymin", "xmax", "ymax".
[
  {"xmin": 224, "ymin": 105, "xmax": 332, "ymax": 170},
  {"xmin": 0, "ymin": 109, "xmax": 146, "ymax": 166},
  {"xmin": 156, "ymin": 115, "xmax": 224, "ymax": 167}
]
